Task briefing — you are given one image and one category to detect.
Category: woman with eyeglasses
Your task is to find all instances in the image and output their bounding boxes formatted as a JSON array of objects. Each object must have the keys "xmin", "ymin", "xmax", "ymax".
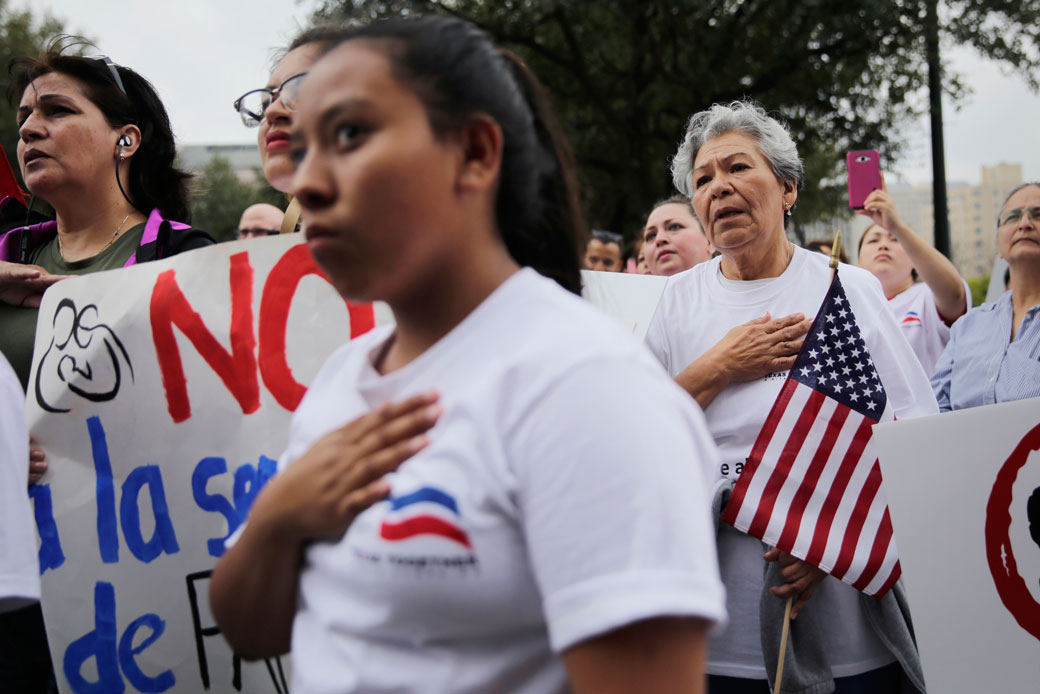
[
  {"xmin": 235, "ymin": 27, "xmax": 344, "ymax": 193},
  {"xmin": 932, "ymin": 182, "xmax": 1040, "ymax": 411},
  {"xmin": 211, "ymin": 16, "xmax": 725, "ymax": 694},
  {"xmin": 856, "ymin": 176, "xmax": 970, "ymax": 376}
]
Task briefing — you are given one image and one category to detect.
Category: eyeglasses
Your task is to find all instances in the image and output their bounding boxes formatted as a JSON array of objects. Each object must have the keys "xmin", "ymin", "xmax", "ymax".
[
  {"xmin": 233, "ymin": 73, "xmax": 307, "ymax": 127},
  {"xmin": 998, "ymin": 206, "xmax": 1040, "ymax": 227},
  {"xmin": 91, "ymin": 55, "xmax": 127, "ymax": 97},
  {"xmin": 591, "ymin": 229, "xmax": 623, "ymax": 244},
  {"xmin": 237, "ymin": 228, "xmax": 281, "ymax": 238}
]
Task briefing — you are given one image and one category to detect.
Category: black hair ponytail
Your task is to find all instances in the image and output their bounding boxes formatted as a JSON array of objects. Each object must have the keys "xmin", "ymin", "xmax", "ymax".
[{"xmin": 496, "ymin": 49, "xmax": 585, "ymax": 294}]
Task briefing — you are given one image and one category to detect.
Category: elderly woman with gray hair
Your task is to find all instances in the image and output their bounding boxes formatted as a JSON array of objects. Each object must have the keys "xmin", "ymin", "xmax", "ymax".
[{"xmin": 645, "ymin": 101, "xmax": 936, "ymax": 693}]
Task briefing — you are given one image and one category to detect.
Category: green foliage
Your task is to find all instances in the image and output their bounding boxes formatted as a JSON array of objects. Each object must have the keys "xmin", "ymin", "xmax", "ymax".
[
  {"xmin": 967, "ymin": 274, "xmax": 991, "ymax": 306},
  {"xmin": 0, "ymin": 1, "xmax": 74, "ymax": 189},
  {"xmin": 314, "ymin": 0, "xmax": 1040, "ymax": 242},
  {"xmin": 189, "ymin": 156, "xmax": 287, "ymax": 243}
]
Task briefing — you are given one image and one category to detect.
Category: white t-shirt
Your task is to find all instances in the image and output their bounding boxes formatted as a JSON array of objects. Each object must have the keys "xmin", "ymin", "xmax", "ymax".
[
  {"xmin": 280, "ymin": 269, "xmax": 726, "ymax": 694},
  {"xmin": 887, "ymin": 281, "xmax": 970, "ymax": 378},
  {"xmin": 0, "ymin": 353, "xmax": 40, "ymax": 613},
  {"xmin": 645, "ymin": 247, "xmax": 937, "ymax": 679}
]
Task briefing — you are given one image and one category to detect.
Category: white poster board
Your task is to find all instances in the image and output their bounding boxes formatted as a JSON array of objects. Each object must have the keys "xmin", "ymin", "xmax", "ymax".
[
  {"xmin": 580, "ymin": 269, "xmax": 667, "ymax": 340},
  {"xmin": 874, "ymin": 398, "xmax": 1040, "ymax": 693},
  {"xmin": 27, "ymin": 235, "xmax": 391, "ymax": 693}
]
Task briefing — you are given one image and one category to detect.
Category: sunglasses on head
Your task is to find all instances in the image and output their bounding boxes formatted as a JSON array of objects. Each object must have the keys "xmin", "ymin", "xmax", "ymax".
[{"xmin": 90, "ymin": 55, "xmax": 127, "ymax": 96}]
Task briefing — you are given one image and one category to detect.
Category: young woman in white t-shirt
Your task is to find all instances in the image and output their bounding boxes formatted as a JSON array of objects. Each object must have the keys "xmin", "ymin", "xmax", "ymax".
[
  {"xmin": 210, "ymin": 16, "xmax": 725, "ymax": 694},
  {"xmin": 857, "ymin": 177, "xmax": 969, "ymax": 375}
]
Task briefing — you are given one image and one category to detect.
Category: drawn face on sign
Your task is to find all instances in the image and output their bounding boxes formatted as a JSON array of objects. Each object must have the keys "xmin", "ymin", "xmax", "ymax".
[
  {"xmin": 34, "ymin": 298, "xmax": 134, "ymax": 413},
  {"xmin": 986, "ymin": 422, "xmax": 1040, "ymax": 642}
]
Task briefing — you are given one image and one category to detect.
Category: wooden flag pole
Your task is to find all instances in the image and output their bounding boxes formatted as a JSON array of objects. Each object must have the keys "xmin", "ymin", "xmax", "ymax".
[
  {"xmin": 775, "ymin": 230, "xmax": 842, "ymax": 693},
  {"xmin": 774, "ymin": 595, "xmax": 793, "ymax": 693},
  {"xmin": 280, "ymin": 196, "xmax": 302, "ymax": 235},
  {"xmin": 829, "ymin": 230, "xmax": 842, "ymax": 277}
]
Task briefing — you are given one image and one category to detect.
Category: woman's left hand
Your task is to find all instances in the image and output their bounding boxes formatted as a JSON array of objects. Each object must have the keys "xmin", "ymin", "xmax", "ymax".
[
  {"xmin": 0, "ymin": 261, "xmax": 69, "ymax": 308},
  {"xmin": 857, "ymin": 172, "xmax": 910, "ymax": 236},
  {"xmin": 764, "ymin": 547, "xmax": 827, "ymax": 619},
  {"xmin": 28, "ymin": 437, "xmax": 47, "ymax": 485}
]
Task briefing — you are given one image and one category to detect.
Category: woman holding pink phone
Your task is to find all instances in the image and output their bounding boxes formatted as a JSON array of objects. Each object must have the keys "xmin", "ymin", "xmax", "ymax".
[{"xmin": 857, "ymin": 172, "xmax": 970, "ymax": 376}]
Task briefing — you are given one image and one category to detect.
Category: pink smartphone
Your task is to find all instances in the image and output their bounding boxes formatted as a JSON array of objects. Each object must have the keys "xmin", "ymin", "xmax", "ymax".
[{"xmin": 847, "ymin": 150, "xmax": 881, "ymax": 209}]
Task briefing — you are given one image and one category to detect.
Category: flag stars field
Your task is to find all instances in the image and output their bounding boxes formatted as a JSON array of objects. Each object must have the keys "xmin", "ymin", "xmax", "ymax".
[{"xmin": 722, "ymin": 275, "xmax": 902, "ymax": 597}]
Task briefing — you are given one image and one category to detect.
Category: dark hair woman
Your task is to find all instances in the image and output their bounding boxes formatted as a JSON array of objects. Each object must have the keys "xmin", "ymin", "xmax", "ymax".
[
  {"xmin": 0, "ymin": 39, "xmax": 213, "ymax": 390},
  {"xmin": 211, "ymin": 16, "xmax": 725, "ymax": 694},
  {"xmin": 0, "ymin": 39, "xmax": 213, "ymax": 692}
]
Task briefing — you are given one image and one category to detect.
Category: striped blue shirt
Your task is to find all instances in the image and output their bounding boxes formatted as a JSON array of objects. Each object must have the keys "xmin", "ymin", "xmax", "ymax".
[{"xmin": 931, "ymin": 290, "xmax": 1040, "ymax": 411}]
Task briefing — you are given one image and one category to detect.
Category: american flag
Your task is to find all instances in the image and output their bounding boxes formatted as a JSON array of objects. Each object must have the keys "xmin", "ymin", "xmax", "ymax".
[{"xmin": 720, "ymin": 273, "xmax": 901, "ymax": 598}]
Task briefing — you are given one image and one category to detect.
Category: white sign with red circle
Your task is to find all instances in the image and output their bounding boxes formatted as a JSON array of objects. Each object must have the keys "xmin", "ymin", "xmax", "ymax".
[{"xmin": 875, "ymin": 397, "xmax": 1040, "ymax": 693}]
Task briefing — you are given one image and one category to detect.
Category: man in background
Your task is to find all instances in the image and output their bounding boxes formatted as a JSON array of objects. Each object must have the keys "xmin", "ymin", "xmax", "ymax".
[
  {"xmin": 584, "ymin": 229, "xmax": 624, "ymax": 272},
  {"xmin": 236, "ymin": 203, "xmax": 284, "ymax": 240}
]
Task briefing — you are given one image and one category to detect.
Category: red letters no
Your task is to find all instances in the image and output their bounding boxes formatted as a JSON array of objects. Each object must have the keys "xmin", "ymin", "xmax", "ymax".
[
  {"xmin": 259, "ymin": 244, "xmax": 375, "ymax": 411},
  {"xmin": 150, "ymin": 252, "xmax": 259, "ymax": 423}
]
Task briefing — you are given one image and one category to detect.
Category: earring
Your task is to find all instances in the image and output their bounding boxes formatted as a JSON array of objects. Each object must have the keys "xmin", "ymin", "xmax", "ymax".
[{"xmin": 783, "ymin": 200, "xmax": 792, "ymax": 216}]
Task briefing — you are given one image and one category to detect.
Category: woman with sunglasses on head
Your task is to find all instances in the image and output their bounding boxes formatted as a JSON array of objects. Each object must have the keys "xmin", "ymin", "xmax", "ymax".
[
  {"xmin": 932, "ymin": 182, "xmax": 1040, "ymax": 411},
  {"xmin": 0, "ymin": 40, "xmax": 213, "ymax": 392},
  {"xmin": 211, "ymin": 16, "xmax": 725, "ymax": 694},
  {"xmin": 0, "ymin": 39, "xmax": 213, "ymax": 692}
]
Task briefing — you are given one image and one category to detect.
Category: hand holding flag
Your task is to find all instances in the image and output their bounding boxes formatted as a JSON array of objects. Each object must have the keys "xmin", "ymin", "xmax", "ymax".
[{"xmin": 721, "ymin": 271, "xmax": 901, "ymax": 598}]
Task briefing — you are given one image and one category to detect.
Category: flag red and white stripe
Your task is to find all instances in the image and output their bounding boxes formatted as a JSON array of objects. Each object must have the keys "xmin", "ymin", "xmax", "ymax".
[{"xmin": 721, "ymin": 274, "xmax": 901, "ymax": 598}]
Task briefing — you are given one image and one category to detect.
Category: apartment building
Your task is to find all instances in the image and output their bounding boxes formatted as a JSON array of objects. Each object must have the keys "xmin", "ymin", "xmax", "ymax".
[{"xmin": 887, "ymin": 163, "xmax": 1022, "ymax": 279}]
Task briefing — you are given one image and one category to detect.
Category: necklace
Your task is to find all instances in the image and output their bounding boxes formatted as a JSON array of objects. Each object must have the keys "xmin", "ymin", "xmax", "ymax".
[{"xmin": 57, "ymin": 212, "xmax": 133, "ymax": 262}]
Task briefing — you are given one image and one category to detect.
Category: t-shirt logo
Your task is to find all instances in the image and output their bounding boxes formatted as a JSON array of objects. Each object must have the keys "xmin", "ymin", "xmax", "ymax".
[
  {"xmin": 380, "ymin": 486, "xmax": 472, "ymax": 549},
  {"xmin": 901, "ymin": 310, "xmax": 922, "ymax": 326}
]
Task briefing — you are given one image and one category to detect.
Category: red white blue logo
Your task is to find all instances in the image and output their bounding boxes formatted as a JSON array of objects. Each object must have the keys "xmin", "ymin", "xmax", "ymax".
[
  {"xmin": 380, "ymin": 486, "xmax": 472, "ymax": 549},
  {"xmin": 901, "ymin": 310, "xmax": 922, "ymax": 325}
]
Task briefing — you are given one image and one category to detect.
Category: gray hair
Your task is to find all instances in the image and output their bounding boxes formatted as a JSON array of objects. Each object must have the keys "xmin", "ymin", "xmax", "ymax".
[
  {"xmin": 1000, "ymin": 181, "xmax": 1040, "ymax": 211},
  {"xmin": 670, "ymin": 100, "xmax": 804, "ymax": 198}
]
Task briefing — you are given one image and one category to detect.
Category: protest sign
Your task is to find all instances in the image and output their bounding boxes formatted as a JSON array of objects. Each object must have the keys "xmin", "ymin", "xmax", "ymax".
[
  {"xmin": 26, "ymin": 245, "xmax": 662, "ymax": 693},
  {"xmin": 27, "ymin": 235, "xmax": 390, "ymax": 693},
  {"xmin": 874, "ymin": 397, "xmax": 1040, "ymax": 693}
]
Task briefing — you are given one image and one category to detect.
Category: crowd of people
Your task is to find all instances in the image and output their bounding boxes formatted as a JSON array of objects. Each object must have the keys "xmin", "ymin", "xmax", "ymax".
[{"xmin": 0, "ymin": 14, "xmax": 1037, "ymax": 694}]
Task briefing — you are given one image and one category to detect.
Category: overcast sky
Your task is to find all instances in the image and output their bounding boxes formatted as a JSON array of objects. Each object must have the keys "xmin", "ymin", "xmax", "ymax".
[{"xmin": 13, "ymin": 0, "xmax": 1040, "ymax": 186}]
